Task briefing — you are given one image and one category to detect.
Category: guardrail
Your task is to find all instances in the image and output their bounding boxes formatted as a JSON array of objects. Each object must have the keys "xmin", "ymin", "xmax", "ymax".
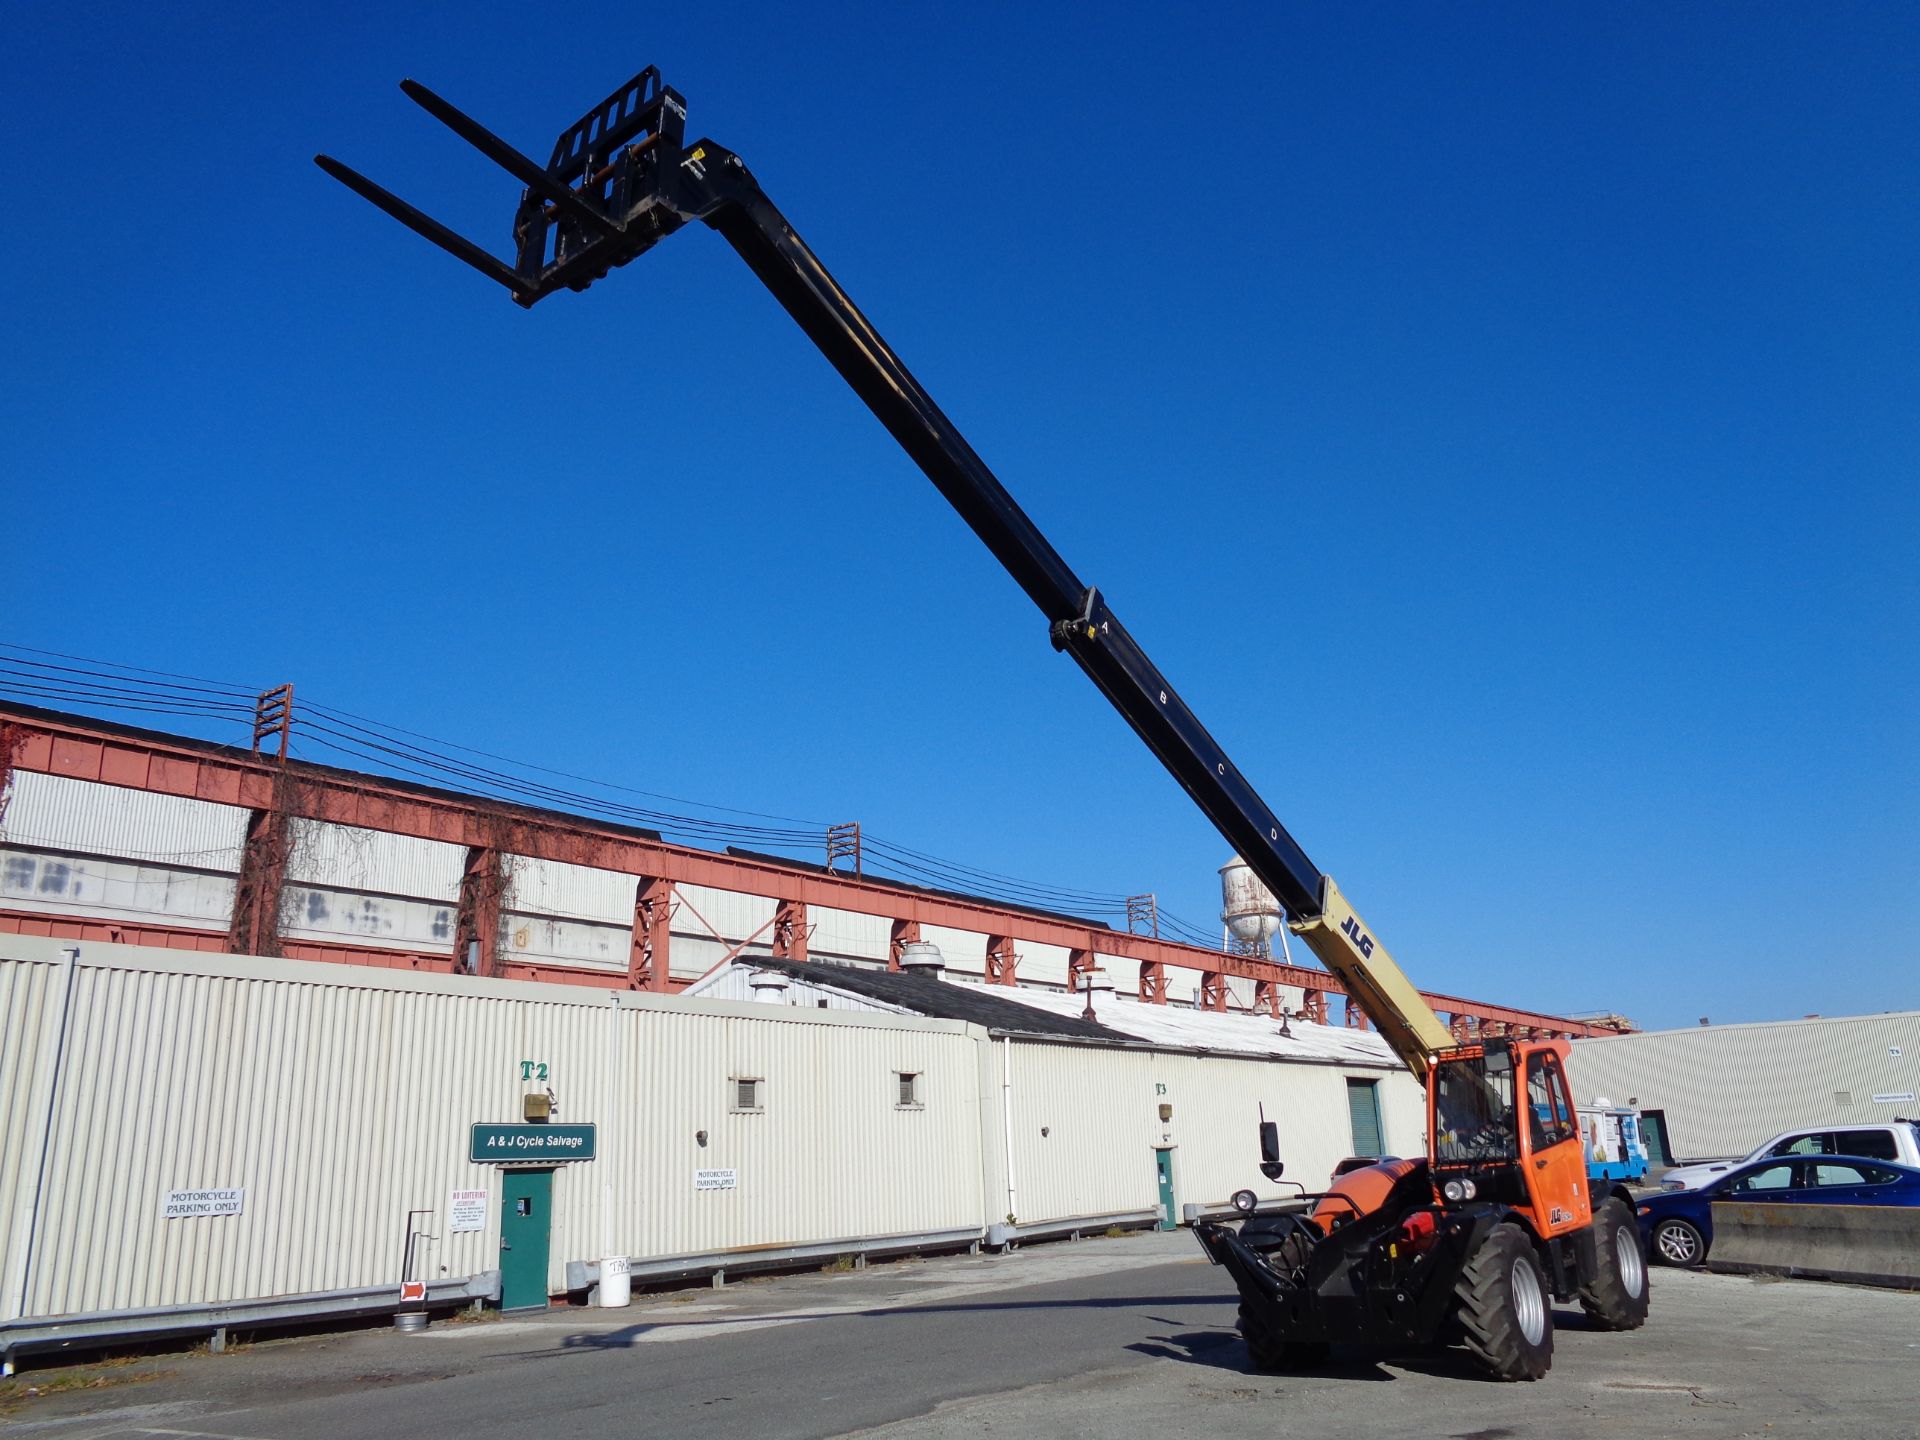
[
  {"xmin": 1708, "ymin": 1202, "xmax": 1920, "ymax": 1290},
  {"xmin": 985, "ymin": 1210, "xmax": 1161, "ymax": 1249},
  {"xmin": 0, "ymin": 1271, "xmax": 500, "ymax": 1374},
  {"xmin": 566, "ymin": 1226, "xmax": 986, "ymax": 1295}
]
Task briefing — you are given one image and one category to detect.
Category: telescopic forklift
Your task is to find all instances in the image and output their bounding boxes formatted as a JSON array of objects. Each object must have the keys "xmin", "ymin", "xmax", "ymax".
[{"xmin": 318, "ymin": 68, "xmax": 1649, "ymax": 1380}]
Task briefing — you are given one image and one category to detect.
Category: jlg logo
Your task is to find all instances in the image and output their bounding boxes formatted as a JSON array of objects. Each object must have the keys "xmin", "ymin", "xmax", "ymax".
[{"xmin": 1340, "ymin": 915, "xmax": 1377, "ymax": 958}]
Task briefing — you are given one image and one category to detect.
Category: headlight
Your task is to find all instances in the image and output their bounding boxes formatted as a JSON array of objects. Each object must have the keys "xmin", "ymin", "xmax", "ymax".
[
  {"xmin": 1662, "ymin": 1181, "xmax": 1685, "ymax": 1192},
  {"xmin": 1441, "ymin": 1178, "xmax": 1477, "ymax": 1202}
]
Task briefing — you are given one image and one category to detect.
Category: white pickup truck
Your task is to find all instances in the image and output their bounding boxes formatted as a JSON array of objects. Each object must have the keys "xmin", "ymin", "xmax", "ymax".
[{"xmin": 1661, "ymin": 1119, "xmax": 1920, "ymax": 1191}]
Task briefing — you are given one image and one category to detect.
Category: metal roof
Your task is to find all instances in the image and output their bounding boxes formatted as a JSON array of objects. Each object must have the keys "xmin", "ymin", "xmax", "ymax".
[
  {"xmin": 978, "ymin": 983, "xmax": 1404, "ymax": 1067},
  {"xmin": 732, "ymin": 959, "xmax": 1404, "ymax": 1068},
  {"xmin": 739, "ymin": 959, "xmax": 1126, "ymax": 1042}
]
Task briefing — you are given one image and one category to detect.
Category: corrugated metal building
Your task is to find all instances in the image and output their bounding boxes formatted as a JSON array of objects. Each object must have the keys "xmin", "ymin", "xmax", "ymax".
[
  {"xmin": 690, "ymin": 959, "xmax": 1426, "ymax": 1222},
  {"xmin": 1, "ymin": 934, "xmax": 986, "ymax": 1332},
  {"xmin": 0, "ymin": 704, "xmax": 1613, "ymax": 1049},
  {"xmin": 2, "ymin": 932, "xmax": 1421, "ymax": 1355},
  {"xmin": 1571, "ymin": 1012, "xmax": 1920, "ymax": 1162}
]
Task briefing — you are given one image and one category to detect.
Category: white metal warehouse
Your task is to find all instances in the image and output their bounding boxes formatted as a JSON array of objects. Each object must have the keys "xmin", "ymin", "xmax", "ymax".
[{"xmin": 1571, "ymin": 1011, "xmax": 1920, "ymax": 1163}]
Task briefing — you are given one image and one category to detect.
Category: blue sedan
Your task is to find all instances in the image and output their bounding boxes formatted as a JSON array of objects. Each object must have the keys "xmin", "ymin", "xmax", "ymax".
[{"xmin": 1637, "ymin": 1154, "xmax": 1920, "ymax": 1266}]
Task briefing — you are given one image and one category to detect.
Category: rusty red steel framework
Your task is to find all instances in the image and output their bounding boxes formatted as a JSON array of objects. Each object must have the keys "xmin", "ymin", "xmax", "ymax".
[{"xmin": 0, "ymin": 705, "xmax": 1618, "ymax": 1039}]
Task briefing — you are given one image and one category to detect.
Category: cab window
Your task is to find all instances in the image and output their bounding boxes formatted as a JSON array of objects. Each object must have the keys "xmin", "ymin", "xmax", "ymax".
[
  {"xmin": 1524, "ymin": 1055, "xmax": 1578, "ymax": 1151},
  {"xmin": 1727, "ymin": 1163, "xmax": 1796, "ymax": 1193},
  {"xmin": 1434, "ymin": 1056, "xmax": 1516, "ymax": 1163}
]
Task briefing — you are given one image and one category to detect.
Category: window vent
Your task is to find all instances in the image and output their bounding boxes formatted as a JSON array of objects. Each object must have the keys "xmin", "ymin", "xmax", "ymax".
[
  {"xmin": 897, "ymin": 1072, "xmax": 921, "ymax": 1107},
  {"xmin": 1835, "ymin": 1091, "xmax": 1854, "ymax": 1107},
  {"xmin": 733, "ymin": 1077, "xmax": 763, "ymax": 1112}
]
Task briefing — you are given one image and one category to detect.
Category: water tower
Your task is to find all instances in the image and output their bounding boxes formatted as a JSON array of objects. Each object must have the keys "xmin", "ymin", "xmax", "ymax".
[{"xmin": 1218, "ymin": 855, "xmax": 1283, "ymax": 958}]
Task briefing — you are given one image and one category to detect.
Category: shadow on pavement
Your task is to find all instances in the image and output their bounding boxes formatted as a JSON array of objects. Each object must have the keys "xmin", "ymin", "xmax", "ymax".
[
  {"xmin": 1132, "ymin": 1331, "xmax": 1399, "ymax": 1383},
  {"xmin": 1129, "ymin": 1313, "xmax": 1604, "ymax": 1385},
  {"xmin": 527, "ymin": 1293, "xmax": 1234, "ymax": 1360}
]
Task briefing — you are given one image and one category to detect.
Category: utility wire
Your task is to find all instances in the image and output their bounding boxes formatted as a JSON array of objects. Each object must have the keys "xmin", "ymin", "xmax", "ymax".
[{"xmin": 0, "ymin": 641, "xmax": 1228, "ymax": 949}]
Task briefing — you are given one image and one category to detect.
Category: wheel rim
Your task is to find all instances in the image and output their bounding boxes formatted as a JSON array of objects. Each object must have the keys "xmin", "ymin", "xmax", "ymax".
[
  {"xmin": 1614, "ymin": 1221, "xmax": 1647, "ymax": 1297},
  {"xmin": 1510, "ymin": 1256, "xmax": 1547, "ymax": 1346},
  {"xmin": 1656, "ymin": 1222, "xmax": 1698, "ymax": 1265}
]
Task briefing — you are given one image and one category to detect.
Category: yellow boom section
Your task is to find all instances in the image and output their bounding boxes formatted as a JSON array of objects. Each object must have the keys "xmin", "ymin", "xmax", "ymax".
[{"xmin": 1289, "ymin": 876, "xmax": 1455, "ymax": 1081}]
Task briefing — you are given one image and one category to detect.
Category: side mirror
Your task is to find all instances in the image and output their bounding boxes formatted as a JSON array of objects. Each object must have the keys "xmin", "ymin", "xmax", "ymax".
[{"xmin": 1258, "ymin": 1120, "xmax": 1284, "ymax": 1180}]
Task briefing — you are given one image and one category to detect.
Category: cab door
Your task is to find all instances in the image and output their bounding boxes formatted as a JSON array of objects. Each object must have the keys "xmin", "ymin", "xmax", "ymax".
[{"xmin": 1520, "ymin": 1049, "xmax": 1589, "ymax": 1238}]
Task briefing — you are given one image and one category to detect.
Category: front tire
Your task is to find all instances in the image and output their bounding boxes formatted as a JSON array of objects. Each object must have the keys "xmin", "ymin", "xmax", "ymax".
[
  {"xmin": 1651, "ymin": 1217, "xmax": 1706, "ymax": 1268},
  {"xmin": 1238, "ymin": 1302, "xmax": 1330, "ymax": 1372},
  {"xmin": 1453, "ymin": 1224, "xmax": 1554, "ymax": 1381},
  {"xmin": 1578, "ymin": 1198, "xmax": 1650, "ymax": 1330}
]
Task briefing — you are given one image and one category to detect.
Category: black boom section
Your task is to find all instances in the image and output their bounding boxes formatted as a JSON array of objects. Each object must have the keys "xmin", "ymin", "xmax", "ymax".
[{"xmin": 316, "ymin": 69, "xmax": 1329, "ymax": 922}]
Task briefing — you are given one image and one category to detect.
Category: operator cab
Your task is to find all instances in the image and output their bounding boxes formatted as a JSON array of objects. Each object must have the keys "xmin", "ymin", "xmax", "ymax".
[{"xmin": 1431, "ymin": 1038, "xmax": 1591, "ymax": 1235}]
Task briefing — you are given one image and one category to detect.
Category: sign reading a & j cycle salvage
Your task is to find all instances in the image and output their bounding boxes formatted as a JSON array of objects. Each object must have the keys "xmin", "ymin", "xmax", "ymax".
[{"xmin": 469, "ymin": 1123, "xmax": 598, "ymax": 1164}]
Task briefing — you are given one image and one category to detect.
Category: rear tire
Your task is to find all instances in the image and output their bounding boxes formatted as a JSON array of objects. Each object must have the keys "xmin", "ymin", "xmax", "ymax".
[
  {"xmin": 1578, "ymin": 1198, "xmax": 1650, "ymax": 1330},
  {"xmin": 1650, "ymin": 1217, "xmax": 1706, "ymax": 1268},
  {"xmin": 1453, "ymin": 1224, "xmax": 1554, "ymax": 1381},
  {"xmin": 1237, "ymin": 1302, "xmax": 1330, "ymax": 1372}
]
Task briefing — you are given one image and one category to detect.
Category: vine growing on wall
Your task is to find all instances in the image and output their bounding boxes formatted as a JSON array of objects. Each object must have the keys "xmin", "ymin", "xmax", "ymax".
[{"xmin": 0, "ymin": 722, "xmax": 27, "ymax": 833}]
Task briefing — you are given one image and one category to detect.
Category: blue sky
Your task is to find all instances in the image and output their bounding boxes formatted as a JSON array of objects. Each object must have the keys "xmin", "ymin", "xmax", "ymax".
[{"xmin": 5, "ymin": 4, "xmax": 1915, "ymax": 1030}]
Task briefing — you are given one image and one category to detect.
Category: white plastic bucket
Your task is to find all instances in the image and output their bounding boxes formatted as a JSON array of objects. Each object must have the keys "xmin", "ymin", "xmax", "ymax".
[{"xmin": 599, "ymin": 1253, "xmax": 632, "ymax": 1308}]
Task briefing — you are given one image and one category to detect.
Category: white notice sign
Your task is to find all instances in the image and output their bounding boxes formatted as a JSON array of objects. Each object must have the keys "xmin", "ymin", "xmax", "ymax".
[
  {"xmin": 1871, "ymin": 1092, "xmax": 1915, "ymax": 1105},
  {"xmin": 694, "ymin": 1169, "xmax": 738, "ymax": 1191},
  {"xmin": 449, "ymin": 1188, "xmax": 488, "ymax": 1233},
  {"xmin": 162, "ymin": 1188, "xmax": 245, "ymax": 1219}
]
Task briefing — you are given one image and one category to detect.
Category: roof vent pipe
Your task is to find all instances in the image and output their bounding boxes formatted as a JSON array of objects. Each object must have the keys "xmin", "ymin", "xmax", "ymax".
[
  {"xmin": 1080, "ymin": 967, "xmax": 1115, "ymax": 1023},
  {"xmin": 899, "ymin": 941, "xmax": 946, "ymax": 979},
  {"xmin": 747, "ymin": 970, "xmax": 790, "ymax": 1004}
]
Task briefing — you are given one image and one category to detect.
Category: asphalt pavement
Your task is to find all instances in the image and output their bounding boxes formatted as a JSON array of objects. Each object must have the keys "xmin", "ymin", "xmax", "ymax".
[{"xmin": 3, "ymin": 1230, "xmax": 1915, "ymax": 1439}]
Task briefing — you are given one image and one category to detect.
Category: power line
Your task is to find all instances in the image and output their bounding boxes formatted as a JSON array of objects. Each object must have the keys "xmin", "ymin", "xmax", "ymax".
[{"xmin": 0, "ymin": 640, "xmax": 1228, "ymax": 950}]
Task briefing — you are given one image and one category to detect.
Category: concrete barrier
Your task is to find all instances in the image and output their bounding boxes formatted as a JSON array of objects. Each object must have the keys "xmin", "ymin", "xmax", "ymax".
[{"xmin": 1708, "ymin": 1202, "xmax": 1920, "ymax": 1290}]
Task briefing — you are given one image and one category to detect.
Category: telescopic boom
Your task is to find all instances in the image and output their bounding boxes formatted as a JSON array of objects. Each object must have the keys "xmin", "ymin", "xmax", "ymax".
[{"xmin": 317, "ymin": 69, "xmax": 1458, "ymax": 1076}]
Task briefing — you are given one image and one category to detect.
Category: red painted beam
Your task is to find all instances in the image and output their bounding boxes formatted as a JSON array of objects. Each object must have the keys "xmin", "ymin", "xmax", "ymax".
[{"xmin": 0, "ymin": 707, "xmax": 1617, "ymax": 1036}]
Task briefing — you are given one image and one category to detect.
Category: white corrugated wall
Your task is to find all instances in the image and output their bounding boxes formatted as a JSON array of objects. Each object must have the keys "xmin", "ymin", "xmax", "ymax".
[
  {"xmin": 1001, "ymin": 1042, "xmax": 1420, "ymax": 1224},
  {"xmin": 0, "ymin": 952, "xmax": 62, "ymax": 1314},
  {"xmin": 0, "ymin": 773, "xmax": 248, "ymax": 869},
  {"xmin": 1570, "ymin": 1013, "xmax": 1920, "ymax": 1160},
  {"xmin": 0, "ymin": 773, "xmax": 248, "ymax": 932},
  {"xmin": 497, "ymin": 854, "xmax": 631, "ymax": 974},
  {"xmin": 280, "ymin": 820, "xmax": 464, "ymax": 955},
  {"xmin": 0, "ymin": 936, "xmax": 982, "ymax": 1320}
]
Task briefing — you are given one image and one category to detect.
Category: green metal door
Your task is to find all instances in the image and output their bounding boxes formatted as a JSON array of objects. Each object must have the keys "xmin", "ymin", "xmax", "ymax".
[
  {"xmin": 499, "ymin": 1169, "xmax": 553, "ymax": 1311},
  {"xmin": 1154, "ymin": 1149, "xmax": 1177, "ymax": 1230},
  {"xmin": 1639, "ymin": 1110, "xmax": 1673, "ymax": 1167},
  {"xmin": 1346, "ymin": 1079, "xmax": 1383, "ymax": 1157}
]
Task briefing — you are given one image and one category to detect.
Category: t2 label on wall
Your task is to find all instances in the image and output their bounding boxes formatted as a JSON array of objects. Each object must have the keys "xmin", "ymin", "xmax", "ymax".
[{"xmin": 694, "ymin": 1169, "xmax": 738, "ymax": 1191}]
